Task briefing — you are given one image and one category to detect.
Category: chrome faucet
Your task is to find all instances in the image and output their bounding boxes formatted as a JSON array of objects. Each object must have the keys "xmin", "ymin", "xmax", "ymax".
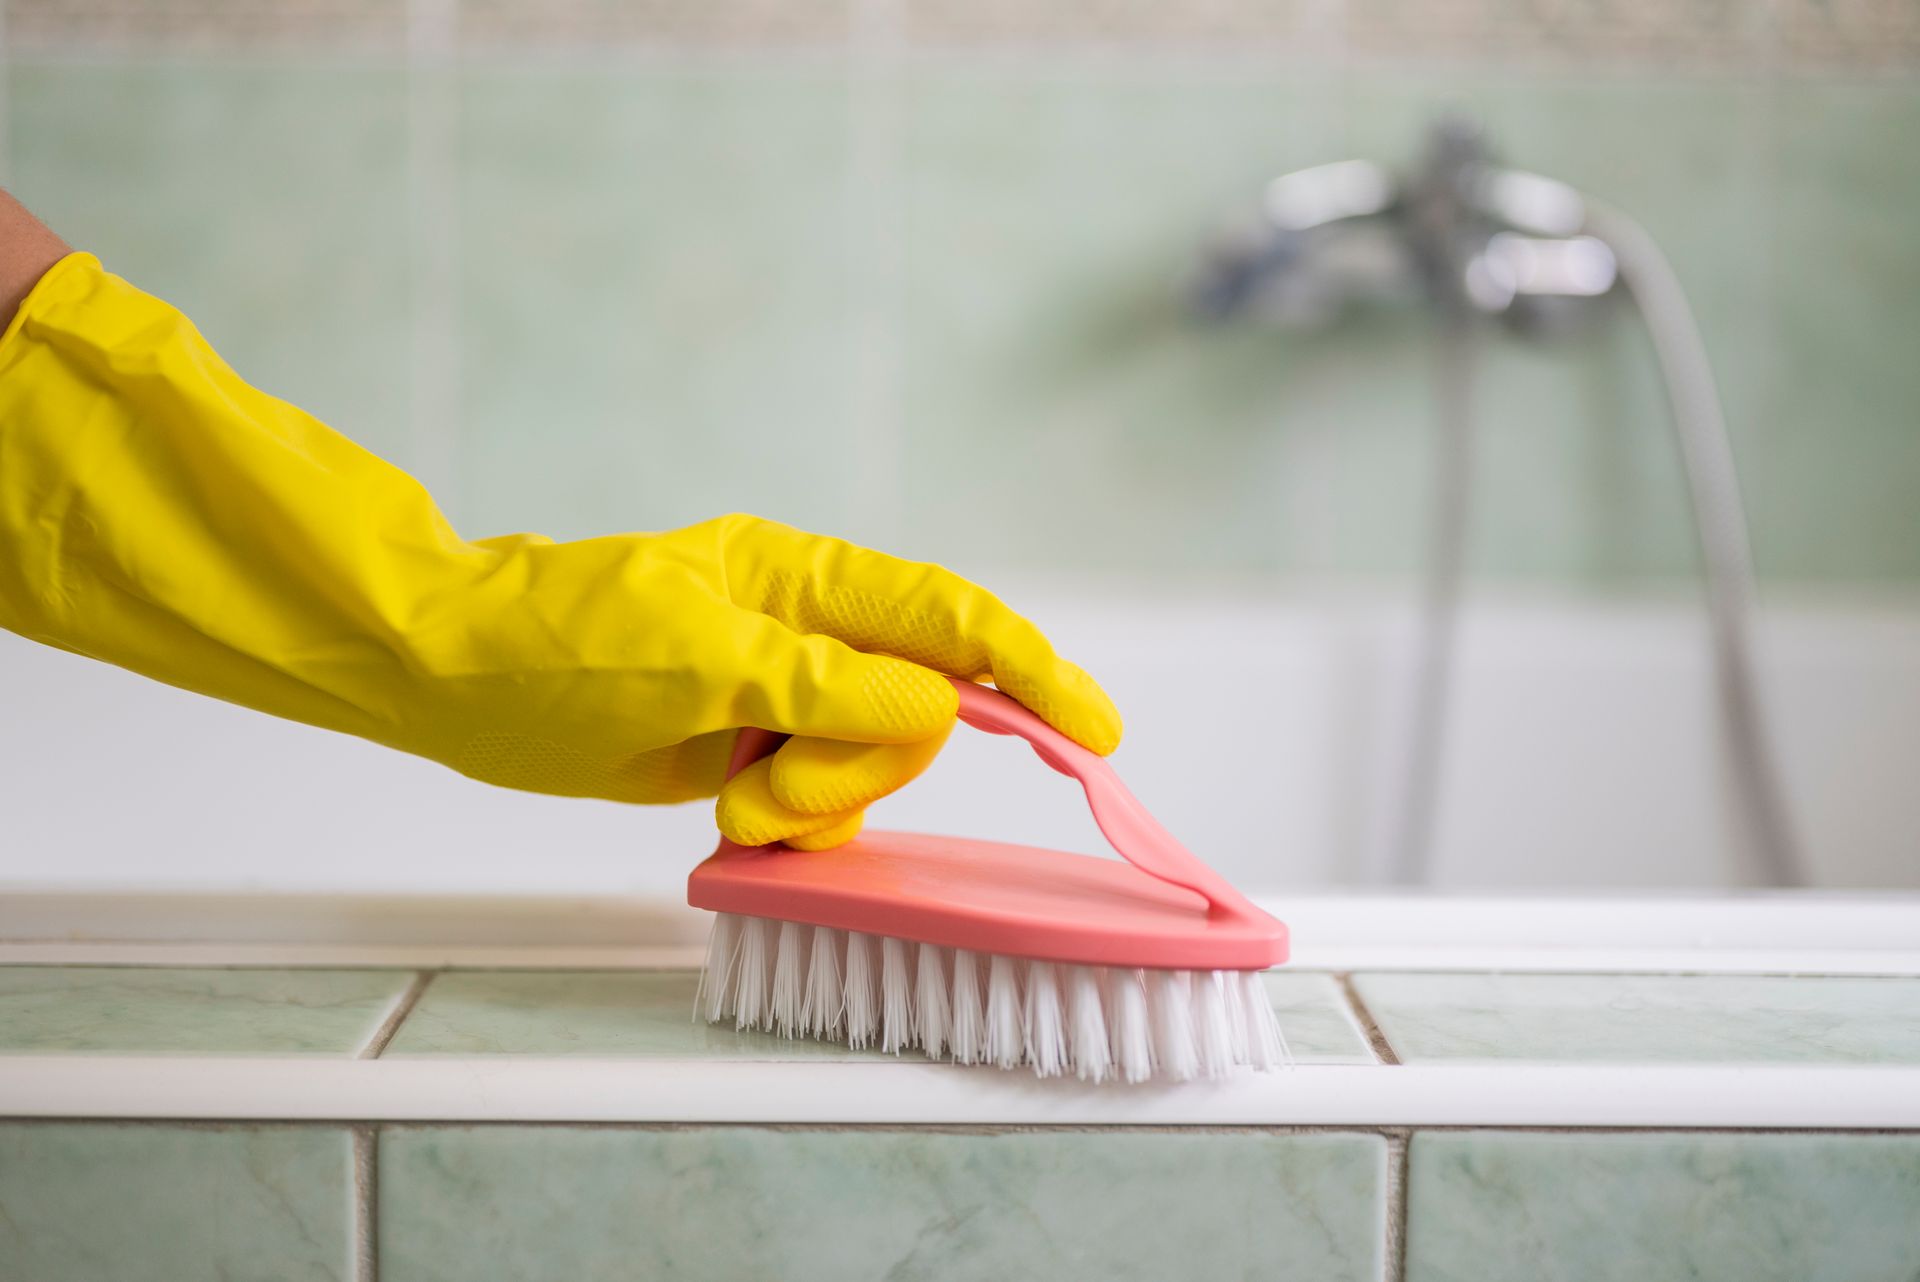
[{"xmin": 1193, "ymin": 119, "xmax": 1618, "ymax": 335}]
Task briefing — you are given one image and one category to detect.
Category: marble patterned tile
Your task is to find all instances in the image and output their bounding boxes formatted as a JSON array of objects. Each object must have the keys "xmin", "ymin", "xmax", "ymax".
[
  {"xmin": 1350, "ymin": 971, "xmax": 1920, "ymax": 1064},
  {"xmin": 383, "ymin": 969, "xmax": 894, "ymax": 1060},
  {"xmin": 0, "ymin": 1123, "xmax": 356, "ymax": 1282},
  {"xmin": 0, "ymin": 966, "xmax": 414, "ymax": 1056},
  {"xmin": 380, "ymin": 1126, "xmax": 1387, "ymax": 1281},
  {"xmin": 1406, "ymin": 1131, "xmax": 1920, "ymax": 1282},
  {"xmin": 1264, "ymin": 971, "xmax": 1376, "ymax": 1064},
  {"xmin": 384, "ymin": 968, "xmax": 1371, "ymax": 1064}
]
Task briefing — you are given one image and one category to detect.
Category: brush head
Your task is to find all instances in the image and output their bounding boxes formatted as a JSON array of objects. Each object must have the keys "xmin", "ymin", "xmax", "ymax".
[
  {"xmin": 698, "ymin": 912, "xmax": 1292, "ymax": 1083},
  {"xmin": 688, "ymin": 829, "xmax": 1287, "ymax": 971}
]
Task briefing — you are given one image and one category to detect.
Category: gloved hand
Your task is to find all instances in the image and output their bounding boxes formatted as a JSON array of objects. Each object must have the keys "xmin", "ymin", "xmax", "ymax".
[{"xmin": 0, "ymin": 253, "xmax": 1122, "ymax": 849}]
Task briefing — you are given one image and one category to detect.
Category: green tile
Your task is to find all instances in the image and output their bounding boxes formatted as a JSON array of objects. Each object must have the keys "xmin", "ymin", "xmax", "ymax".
[
  {"xmin": 1757, "ymin": 81, "xmax": 1920, "ymax": 582},
  {"xmin": 0, "ymin": 966, "xmax": 414, "ymax": 1055},
  {"xmin": 453, "ymin": 67, "xmax": 861, "ymax": 545},
  {"xmin": 1351, "ymin": 971, "xmax": 1920, "ymax": 1064},
  {"xmin": 7, "ymin": 61, "xmax": 415, "ymax": 470},
  {"xmin": 383, "ymin": 969, "xmax": 895, "ymax": 1060},
  {"xmin": 1264, "ymin": 971, "xmax": 1376, "ymax": 1063},
  {"xmin": 900, "ymin": 68, "xmax": 1347, "ymax": 576},
  {"xmin": 1406, "ymin": 1131, "xmax": 1920, "ymax": 1282},
  {"xmin": 0, "ymin": 1123, "xmax": 355, "ymax": 1282},
  {"xmin": 386, "ymin": 968, "xmax": 1368, "ymax": 1064},
  {"xmin": 380, "ymin": 1126, "xmax": 1387, "ymax": 1282}
]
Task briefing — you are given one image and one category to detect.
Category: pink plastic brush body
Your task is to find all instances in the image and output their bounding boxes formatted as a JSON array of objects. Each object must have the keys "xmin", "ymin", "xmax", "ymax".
[{"xmin": 687, "ymin": 680, "xmax": 1288, "ymax": 971}]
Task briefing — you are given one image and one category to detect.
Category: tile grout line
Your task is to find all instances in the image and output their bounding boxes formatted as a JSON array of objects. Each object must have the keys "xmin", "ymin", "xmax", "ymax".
[
  {"xmin": 352, "ymin": 1124, "xmax": 379, "ymax": 1282},
  {"xmin": 1336, "ymin": 973, "xmax": 1402, "ymax": 1066},
  {"xmin": 10, "ymin": 1116, "xmax": 1917, "ymax": 1138},
  {"xmin": 1, "ymin": 34, "xmax": 1912, "ymax": 78},
  {"xmin": 358, "ymin": 971, "xmax": 436, "ymax": 1059},
  {"xmin": 1383, "ymin": 1128, "xmax": 1410, "ymax": 1282}
]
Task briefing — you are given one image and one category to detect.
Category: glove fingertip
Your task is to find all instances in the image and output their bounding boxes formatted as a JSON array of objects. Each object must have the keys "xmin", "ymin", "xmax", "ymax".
[
  {"xmin": 769, "ymin": 729, "xmax": 953, "ymax": 816},
  {"xmin": 713, "ymin": 758, "xmax": 776, "ymax": 847},
  {"xmin": 782, "ymin": 810, "xmax": 865, "ymax": 851},
  {"xmin": 999, "ymin": 661, "xmax": 1124, "ymax": 756},
  {"xmin": 716, "ymin": 756, "xmax": 870, "ymax": 848}
]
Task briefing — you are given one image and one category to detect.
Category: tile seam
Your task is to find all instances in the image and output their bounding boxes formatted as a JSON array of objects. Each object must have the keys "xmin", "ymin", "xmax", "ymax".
[
  {"xmin": 1, "ymin": 40, "xmax": 1913, "ymax": 76},
  {"xmin": 8, "ymin": 958, "xmax": 1920, "ymax": 979},
  {"xmin": 352, "ymin": 1124, "xmax": 379, "ymax": 1282},
  {"xmin": 1383, "ymin": 1128, "xmax": 1409, "ymax": 1282},
  {"xmin": 1336, "ymin": 973, "xmax": 1403, "ymax": 1066},
  {"xmin": 6, "ymin": 1117, "xmax": 1919, "ymax": 1137},
  {"xmin": 357, "ymin": 971, "xmax": 436, "ymax": 1060}
]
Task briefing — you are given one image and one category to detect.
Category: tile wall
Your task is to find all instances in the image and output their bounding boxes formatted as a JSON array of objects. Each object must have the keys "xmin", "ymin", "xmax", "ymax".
[
  {"xmin": 4, "ymin": 962, "xmax": 1920, "ymax": 1279},
  {"xmin": 3, "ymin": 0, "xmax": 1916, "ymax": 588}
]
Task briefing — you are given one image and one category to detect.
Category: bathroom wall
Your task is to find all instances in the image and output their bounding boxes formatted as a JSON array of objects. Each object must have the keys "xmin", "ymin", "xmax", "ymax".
[
  {"xmin": 4, "ymin": 0, "xmax": 1916, "ymax": 588},
  {"xmin": 2, "ymin": 0, "xmax": 1918, "ymax": 893}
]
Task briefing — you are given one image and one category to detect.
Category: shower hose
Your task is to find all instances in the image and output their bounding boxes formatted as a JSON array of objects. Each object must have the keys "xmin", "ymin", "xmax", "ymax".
[{"xmin": 1389, "ymin": 198, "xmax": 1805, "ymax": 887}]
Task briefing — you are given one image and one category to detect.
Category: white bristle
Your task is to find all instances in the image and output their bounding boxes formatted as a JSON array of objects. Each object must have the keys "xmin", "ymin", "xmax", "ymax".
[
  {"xmin": 1107, "ymin": 968, "xmax": 1154, "ymax": 1084},
  {"xmin": 696, "ymin": 912, "xmax": 740, "ymax": 1023},
  {"xmin": 1225, "ymin": 967, "xmax": 1252, "ymax": 1061},
  {"xmin": 733, "ymin": 916, "xmax": 772, "ymax": 1031},
  {"xmin": 843, "ymin": 931, "xmax": 878, "ymax": 1050},
  {"xmin": 1194, "ymin": 971, "xmax": 1236, "ymax": 1078},
  {"xmin": 771, "ymin": 920, "xmax": 809, "ymax": 1036},
  {"xmin": 1148, "ymin": 969, "xmax": 1199, "ymax": 1081},
  {"xmin": 1024, "ymin": 961, "xmax": 1068, "ymax": 1077},
  {"xmin": 914, "ymin": 944, "xmax": 951, "ymax": 1059},
  {"xmin": 801, "ymin": 926, "xmax": 844, "ymax": 1039},
  {"xmin": 947, "ymin": 949, "xmax": 984, "ymax": 1064},
  {"xmin": 1065, "ymin": 965, "xmax": 1112, "ymax": 1084},
  {"xmin": 1239, "ymin": 969, "xmax": 1289, "ymax": 1069},
  {"xmin": 880, "ymin": 936, "xmax": 915, "ymax": 1055},
  {"xmin": 984, "ymin": 954, "xmax": 1024, "ymax": 1070},
  {"xmin": 695, "ymin": 915, "xmax": 1291, "ymax": 1083}
]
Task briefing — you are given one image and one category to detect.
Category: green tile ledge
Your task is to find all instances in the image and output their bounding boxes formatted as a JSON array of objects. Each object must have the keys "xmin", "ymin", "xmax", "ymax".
[{"xmin": 1, "ymin": 893, "xmax": 1919, "ymax": 1129}]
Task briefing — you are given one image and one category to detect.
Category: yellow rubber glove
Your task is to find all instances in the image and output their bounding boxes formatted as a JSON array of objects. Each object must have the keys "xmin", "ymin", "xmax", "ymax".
[{"xmin": 0, "ymin": 253, "xmax": 1122, "ymax": 849}]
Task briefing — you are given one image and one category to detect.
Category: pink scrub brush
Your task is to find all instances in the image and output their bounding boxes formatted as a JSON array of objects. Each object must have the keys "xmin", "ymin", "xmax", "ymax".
[{"xmin": 689, "ymin": 680, "xmax": 1290, "ymax": 1083}]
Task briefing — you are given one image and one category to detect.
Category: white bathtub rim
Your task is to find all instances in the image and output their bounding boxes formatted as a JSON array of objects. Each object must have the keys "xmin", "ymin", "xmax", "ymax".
[
  {"xmin": 3, "ymin": 891, "xmax": 1919, "ymax": 976},
  {"xmin": 3, "ymin": 1058, "xmax": 1919, "ymax": 1129}
]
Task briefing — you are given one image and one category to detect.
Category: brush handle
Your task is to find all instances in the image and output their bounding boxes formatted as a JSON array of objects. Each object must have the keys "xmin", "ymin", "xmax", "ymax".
[
  {"xmin": 946, "ymin": 680, "xmax": 1259, "ymax": 918},
  {"xmin": 721, "ymin": 679, "xmax": 1263, "ymax": 921}
]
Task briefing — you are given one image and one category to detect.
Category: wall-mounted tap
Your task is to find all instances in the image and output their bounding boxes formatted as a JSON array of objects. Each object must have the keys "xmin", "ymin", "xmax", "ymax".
[{"xmin": 1192, "ymin": 119, "xmax": 1618, "ymax": 338}]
